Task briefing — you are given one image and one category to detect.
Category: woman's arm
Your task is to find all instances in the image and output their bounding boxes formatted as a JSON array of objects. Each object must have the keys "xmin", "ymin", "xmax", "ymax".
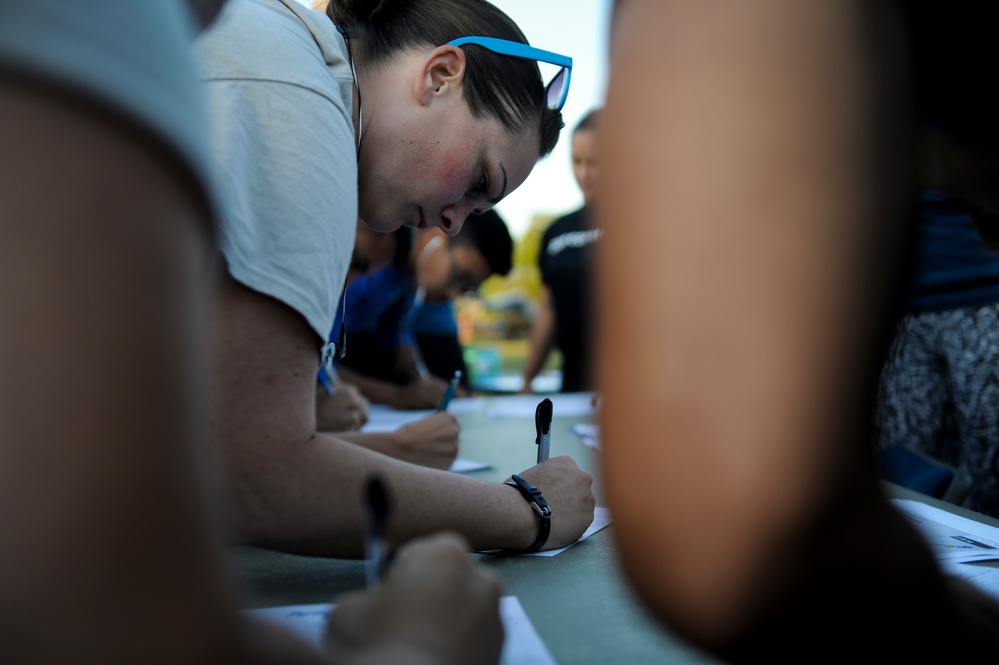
[
  {"xmin": 597, "ymin": 0, "xmax": 940, "ymax": 655},
  {"xmin": 335, "ymin": 362, "xmax": 449, "ymax": 410},
  {"xmin": 519, "ymin": 286, "xmax": 555, "ymax": 393},
  {"xmin": 0, "ymin": 79, "xmax": 287, "ymax": 665},
  {"xmin": 208, "ymin": 276, "xmax": 594, "ymax": 557}
]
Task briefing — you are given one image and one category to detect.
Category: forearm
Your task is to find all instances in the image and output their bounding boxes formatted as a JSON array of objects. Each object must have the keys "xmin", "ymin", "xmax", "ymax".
[
  {"xmin": 395, "ymin": 342, "xmax": 427, "ymax": 381},
  {"xmin": 336, "ymin": 364, "xmax": 408, "ymax": 408},
  {"xmin": 327, "ymin": 407, "xmax": 457, "ymax": 470},
  {"xmin": 521, "ymin": 293, "xmax": 555, "ymax": 386},
  {"xmin": 226, "ymin": 430, "xmax": 536, "ymax": 557},
  {"xmin": 210, "ymin": 280, "xmax": 552, "ymax": 558},
  {"xmin": 0, "ymin": 84, "xmax": 257, "ymax": 665},
  {"xmin": 332, "ymin": 429, "xmax": 443, "ymax": 468},
  {"xmin": 599, "ymin": 0, "xmax": 911, "ymax": 650}
]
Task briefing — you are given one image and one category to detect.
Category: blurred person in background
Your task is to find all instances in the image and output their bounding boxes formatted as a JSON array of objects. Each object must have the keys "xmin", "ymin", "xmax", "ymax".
[
  {"xmin": 597, "ymin": 0, "xmax": 999, "ymax": 662},
  {"xmin": 521, "ymin": 109, "xmax": 601, "ymax": 394},
  {"xmin": 410, "ymin": 209, "xmax": 514, "ymax": 391},
  {"xmin": 0, "ymin": 2, "xmax": 505, "ymax": 664}
]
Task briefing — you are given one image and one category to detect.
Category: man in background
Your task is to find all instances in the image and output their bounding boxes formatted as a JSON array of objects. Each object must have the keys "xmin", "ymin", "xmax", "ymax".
[{"xmin": 521, "ymin": 109, "xmax": 601, "ymax": 393}]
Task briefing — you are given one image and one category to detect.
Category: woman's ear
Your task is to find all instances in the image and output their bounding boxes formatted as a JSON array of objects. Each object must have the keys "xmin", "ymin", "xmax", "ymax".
[{"xmin": 415, "ymin": 45, "xmax": 467, "ymax": 106}]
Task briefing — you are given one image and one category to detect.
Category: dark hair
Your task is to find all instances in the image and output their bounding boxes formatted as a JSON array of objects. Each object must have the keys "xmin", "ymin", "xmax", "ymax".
[
  {"xmin": 453, "ymin": 209, "xmax": 513, "ymax": 276},
  {"xmin": 574, "ymin": 108, "xmax": 600, "ymax": 134},
  {"xmin": 325, "ymin": 0, "xmax": 563, "ymax": 158}
]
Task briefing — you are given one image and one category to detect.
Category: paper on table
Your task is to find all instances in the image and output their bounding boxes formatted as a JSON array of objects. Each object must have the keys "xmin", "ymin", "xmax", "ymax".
[
  {"xmin": 244, "ymin": 595, "xmax": 557, "ymax": 665},
  {"xmin": 571, "ymin": 423, "xmax": 601, "ymax": 450},
  {"xmin": 360, "ymin": 409, "xmax": 435, "ymax": 432},
  {"xmin": 445, "ymin": 396, "xmax": 486, "ymax": 414},
  {"xmin": 486, "ymin": 392, "xmax": 598, "ymax": 419},
  {"xmin": 892, "ymin": 499, "xmax": 999, "ymax": 563},
  {"xmin": 890, "ymin": 499, "xmax": 999, "ymax": 602},
  {"xmin": 355, "ymin": 407, "xmax": 488, "ymax": 472},
  {"xmin": 514, "ymin": 506, "xmax": 612, "ymax": 557},
  {"xmin": 361, "ymin": 398, "xmax": 483, "ymax": 431},
  {"xmin": 939, "ymin": 559, "xmax": 999, "ymax": 601},
  {"xmin": 450, "ymin": 458, "xmax": 491, "ymax": 473}
]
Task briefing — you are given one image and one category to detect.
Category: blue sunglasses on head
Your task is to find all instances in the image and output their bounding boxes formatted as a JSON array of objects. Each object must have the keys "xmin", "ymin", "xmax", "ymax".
[{"xmin": 445, "ymin": 36, "xmax": 572, "ymax": 111}]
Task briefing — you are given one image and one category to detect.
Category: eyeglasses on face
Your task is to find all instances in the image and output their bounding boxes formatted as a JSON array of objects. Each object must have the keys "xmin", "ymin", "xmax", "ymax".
[
  {"xmin": 445, "ymin": 259, "xmax": 483, "ymax": 296},
  {"xmin": 445, "ymin": 36, "xmax": 572, "ymax": 111}
]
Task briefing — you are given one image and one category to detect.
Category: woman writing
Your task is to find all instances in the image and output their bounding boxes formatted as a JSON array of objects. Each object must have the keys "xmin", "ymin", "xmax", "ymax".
[{"xmin": 196, "ymin": 0, "xmax": 594, "ymax": 557}]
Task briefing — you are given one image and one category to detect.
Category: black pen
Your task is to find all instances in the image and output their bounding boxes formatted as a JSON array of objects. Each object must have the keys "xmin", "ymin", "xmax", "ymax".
[
  {"xmin": 364, "ymin": 474, "xmax": 391, "ymax": 586},
  {"xmin": 535, "ymin": 398, "xmax": 553, "ymax": 463},
  {"xmin": 437, "ymin": 370, "xmax": 461, "ymax": 411}
]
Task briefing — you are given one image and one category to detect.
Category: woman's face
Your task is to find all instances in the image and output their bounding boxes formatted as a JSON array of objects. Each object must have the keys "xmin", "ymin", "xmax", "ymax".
[
  {"xmin": 357, "ymin": 61, "xmax": 539, "ymax": 236},
  {"xmin": 572, "ymin": 128, "xmax": 598, "ymax": 206}
]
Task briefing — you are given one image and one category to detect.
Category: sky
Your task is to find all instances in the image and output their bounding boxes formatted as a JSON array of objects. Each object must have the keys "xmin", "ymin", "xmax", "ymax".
[
  {"xmin": 295, "ymin": 0, "xmax": 612, "ymax": 239},
  {"xmin": 486, "ymin": 0, "xmax": 612, "ymax": 238}
]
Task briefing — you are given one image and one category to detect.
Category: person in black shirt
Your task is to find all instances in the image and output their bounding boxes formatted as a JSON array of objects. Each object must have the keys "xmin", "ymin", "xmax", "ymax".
[{"xmin": 521, "ymin": 109, "xmax": 601, "ymax": 393}]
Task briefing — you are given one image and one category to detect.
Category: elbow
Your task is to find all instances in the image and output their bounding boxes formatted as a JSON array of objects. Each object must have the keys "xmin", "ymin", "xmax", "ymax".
[
  {"xmin": 613, "ymin": 527, "xmax": 747, "ymax": 651},
  {"xmin": 224, "ymin": 476, "xmax": 291, "ymax": 548}
]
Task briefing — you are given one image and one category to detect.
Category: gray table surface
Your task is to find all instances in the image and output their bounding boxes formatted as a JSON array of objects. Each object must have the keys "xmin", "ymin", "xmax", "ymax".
[{"xmin": 229, "ymin": 395, "xmax": 996, "ymax": 664}]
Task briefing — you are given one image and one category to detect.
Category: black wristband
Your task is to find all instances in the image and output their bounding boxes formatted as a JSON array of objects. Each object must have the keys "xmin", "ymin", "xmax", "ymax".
[{"xmin": 502, "ymin": 474, "xmax": 552, "ymax": 553}]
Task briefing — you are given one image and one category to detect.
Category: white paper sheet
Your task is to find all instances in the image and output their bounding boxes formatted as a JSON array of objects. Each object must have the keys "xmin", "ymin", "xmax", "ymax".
[
  {"xmin": 449, "ymin": 458, "xmax": 491, "ymax": 473},
  {"xmin": 244, "ymin": 596, "xmax": 557, "ymax": 665},
  {"xmin": 445, "ymin": 396, "xmax": 486, "ymax": 414},
  {"xmin": 571, "ymin": 423, "xmax": 601, "ymax": 450},
  {"xmin": 485, "ymin": 393, "xmax": 598, "ymax": 419},
  {"xmin": 893, "ymin": 498, "xmax": 999, "ymax": 601},
  {"xmin": 892, "ymin": 499, "xmax": 999, "ymax": 563},
  {"xmin": 360, "ymin": 409, "xmax": 435, "ymax": 432}
]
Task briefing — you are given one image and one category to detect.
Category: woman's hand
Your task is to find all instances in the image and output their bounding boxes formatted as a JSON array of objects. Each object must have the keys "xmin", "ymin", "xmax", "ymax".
[{"xmin": 325, "ymin": 533, "xmax": 504, "ymax": 665}]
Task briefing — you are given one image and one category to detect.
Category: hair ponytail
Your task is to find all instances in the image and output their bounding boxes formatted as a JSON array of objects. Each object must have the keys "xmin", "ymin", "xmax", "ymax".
[{"xmin": 321, "ymin": 0, "xmax": 404, "ymax": 36}]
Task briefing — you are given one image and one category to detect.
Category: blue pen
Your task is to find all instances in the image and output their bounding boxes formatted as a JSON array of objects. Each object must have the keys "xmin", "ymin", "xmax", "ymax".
[
  {"xmin": 437, "ymin": 370, "xmax": 461, "ymax": 411},
  {"xmin": 535, "ymin": 398, "xmax": 553, "ymax": 463}
]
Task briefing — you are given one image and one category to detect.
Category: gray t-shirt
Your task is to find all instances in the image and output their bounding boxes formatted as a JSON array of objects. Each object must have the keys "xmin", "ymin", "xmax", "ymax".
[
  {"xmin": 195, "ymin": 0, "xmax": 357, "ymax": 342},
  {"xmin": 0, "ymin": 0, "xmax": 218, "ymax": 220}
]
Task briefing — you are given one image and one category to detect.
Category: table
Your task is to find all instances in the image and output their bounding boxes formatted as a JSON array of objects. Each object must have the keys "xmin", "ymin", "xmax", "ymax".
[{"xmin": 229, "ymin": 394, "xmax": 997, "ymax": 664}]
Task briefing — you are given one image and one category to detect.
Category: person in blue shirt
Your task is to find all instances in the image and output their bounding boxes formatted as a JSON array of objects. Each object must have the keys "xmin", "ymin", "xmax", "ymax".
[
  {"xmin": 410, "ymin": 209, "xmax": 514, "ymax": 390},
  {"xmin": 331, "ymin": 212, "xmax": 513, "ymax": 408},
  {"xmin": 314, "ymin": 225, "xmax": 459, "ymax": 469},
  {"xmin": 521, "ymin": 110, "xmax": 601, "ymax": 393},
  {"xmin": 329, "ymin": 225, "xmax": 446, "ymax": 409}
]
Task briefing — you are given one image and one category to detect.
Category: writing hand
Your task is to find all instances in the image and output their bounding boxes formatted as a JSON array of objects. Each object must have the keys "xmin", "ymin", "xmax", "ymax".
[
  {"xmin": 514, "ymin": 456, "xmax": 595, "ymax": 550},
  {"xmin": 325, "ymin": 533, "xmax": 504, "ymax": 665},
  {"xmin": 317, "ymin": 381, "xmax": 370, "ymax": 432},
  {"xmin": 389, "ymin": 412, "xmax": 460, "ymax": 470}
]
